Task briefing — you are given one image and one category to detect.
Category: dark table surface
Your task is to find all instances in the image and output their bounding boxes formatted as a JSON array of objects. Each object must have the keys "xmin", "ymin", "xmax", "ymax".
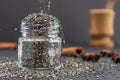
[{"xmin": 0, "ymin": 47, "xmax": 120, "ymax": 80}]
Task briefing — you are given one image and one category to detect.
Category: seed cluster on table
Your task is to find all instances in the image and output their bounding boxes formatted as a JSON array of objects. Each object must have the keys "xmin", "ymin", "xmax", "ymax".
[{"xmin": 0, "ymin": 56, "xmax": 120, "ymax": 80}]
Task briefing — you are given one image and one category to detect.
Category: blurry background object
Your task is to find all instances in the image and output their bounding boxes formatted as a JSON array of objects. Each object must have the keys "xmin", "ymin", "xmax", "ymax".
[
  {"xmin": 0, "ymin": 42, "xmax": 17, "ymax": 49},
  {"xmin": 62, "ymin": 47, "xmax": 84, "ymax": 57},
  {"xmin": 0, "ymin": 0, "xmax": 120, "ymax": 47},
  {"xmin": 89, "ymin": 9, "xmax": 115, "ymax": 48},
  {"xmin": 89, "ymin": 0, "xmax": 116, "ymax": 48},
  {"xmin": 105, "ymin": 0, "xmax": 116, "ymax": 9}
]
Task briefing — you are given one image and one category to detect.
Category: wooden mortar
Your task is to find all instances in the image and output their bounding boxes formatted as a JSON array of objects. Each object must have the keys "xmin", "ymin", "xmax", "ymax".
[
  {"xmin": 89, "ymin": 0, "xmax": 116, "ymax": 48},
  {"xmin": 89, "ymin": 9, "xmax": 115, "ymax": 48}
]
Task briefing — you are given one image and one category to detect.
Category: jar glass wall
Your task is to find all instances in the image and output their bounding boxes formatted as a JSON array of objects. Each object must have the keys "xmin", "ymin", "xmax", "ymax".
[{"xmin": 18, "ymin": 13, "xmax": 62, "ymax": 70}]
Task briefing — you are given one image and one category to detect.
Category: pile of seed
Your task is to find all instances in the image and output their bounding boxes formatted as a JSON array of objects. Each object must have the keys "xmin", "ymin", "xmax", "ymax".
[
  {"xmin": 0, "ymin": 57, "xmax": 120, "ymax": 80},
  {"xmin": 22, "ymin": 12, "xmax": 59, "ymax": 25},
  {"xmin": 22, "ymin": 12, "xmax": 60, "ymax": 37},
  {"xmin": 0, "ymin": 59, "xmax": 91, "ymax": 80}
]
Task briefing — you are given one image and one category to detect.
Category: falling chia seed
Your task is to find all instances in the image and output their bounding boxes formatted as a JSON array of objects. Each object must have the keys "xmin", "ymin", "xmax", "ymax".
[{"xmin": 38, "ymin": 0, "xmax": 51, "ymax": 13}]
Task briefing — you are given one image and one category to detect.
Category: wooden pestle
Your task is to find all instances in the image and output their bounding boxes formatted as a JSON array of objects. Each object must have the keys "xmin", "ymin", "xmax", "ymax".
[{"xmin": 105, "ymin": 0, "xmax": 116, "ymax": 9}]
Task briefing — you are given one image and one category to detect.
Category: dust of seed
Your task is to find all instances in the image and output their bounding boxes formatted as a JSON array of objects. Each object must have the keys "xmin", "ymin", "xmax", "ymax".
[{"xmin": 0, "ymin": 57, "xmax": 120, "ymax": 80}]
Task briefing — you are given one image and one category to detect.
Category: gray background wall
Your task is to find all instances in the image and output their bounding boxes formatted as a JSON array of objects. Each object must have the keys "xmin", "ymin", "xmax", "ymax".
[{"xmin": 0, "ymin": 0, "xmax": 120, "ymax": 47}]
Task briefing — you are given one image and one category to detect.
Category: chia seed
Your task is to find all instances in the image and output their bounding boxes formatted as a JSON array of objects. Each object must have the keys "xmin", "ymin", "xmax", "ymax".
[{"xmin": 0, "ymin": 57, "xmax": 120, "ymax": 80}]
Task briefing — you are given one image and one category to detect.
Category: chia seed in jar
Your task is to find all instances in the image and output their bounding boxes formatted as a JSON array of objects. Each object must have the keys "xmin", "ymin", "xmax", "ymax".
[{"xmin": 18, "ymin": 12, "xmax": 63, "ymax": 70}]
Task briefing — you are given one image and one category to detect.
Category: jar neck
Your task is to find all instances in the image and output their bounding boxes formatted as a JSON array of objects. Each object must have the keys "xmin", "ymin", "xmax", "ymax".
[{"xmin": 21, "ymin": 22, "xmax": 60, "ymax": 38}]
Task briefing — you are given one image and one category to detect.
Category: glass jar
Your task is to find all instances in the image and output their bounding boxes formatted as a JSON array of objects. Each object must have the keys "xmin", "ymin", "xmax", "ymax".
[{"xmin": 18, "ymin": 13, "xmax": 62, "ymax": 70}]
